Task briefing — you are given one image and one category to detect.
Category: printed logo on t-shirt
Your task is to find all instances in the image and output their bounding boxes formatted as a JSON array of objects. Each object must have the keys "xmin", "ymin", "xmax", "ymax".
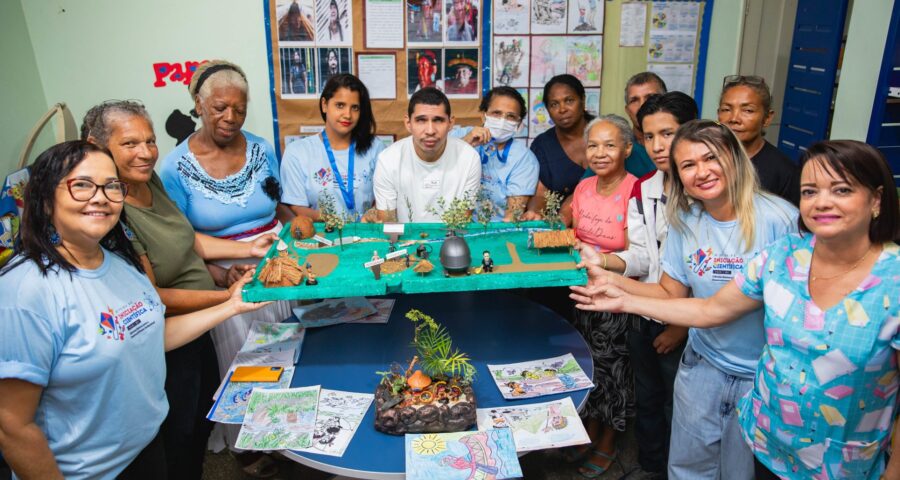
[
  {"xmin": 97, "ymin": 292, "xmax": 161, "ymax": 341},
  {"xmin": 423, "ymin": 178, "xmax": 441, "ymax": 190},
  {"xmin": 686, "ymin": 248, "xmax": 745, "ymax": 283}
]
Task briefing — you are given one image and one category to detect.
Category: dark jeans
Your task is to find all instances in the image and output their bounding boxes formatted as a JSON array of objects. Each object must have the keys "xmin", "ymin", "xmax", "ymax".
[
  {"xmin": 118, "ymin": 431, "xmax": 167, "ymax": 480},
  {"xmin": 627, "ymin": 316, "xmax": 685, "ymax": 475},
  {"xmin": 753, "ymin": 457, "xmax": 780, "ymax": 480},
  {"xmin": 161, "ymin": 333, "xmax": 219, "ymax": 480}
]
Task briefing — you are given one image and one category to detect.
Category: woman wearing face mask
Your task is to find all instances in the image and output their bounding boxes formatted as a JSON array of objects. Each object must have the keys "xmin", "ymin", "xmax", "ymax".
[
  {"xmin": 452, "ymin": 86, "xmax": 538, "ymax": 221},
  {"xmin": 281, "ymin": 74, "xmax": 384, "ymax": 222}
]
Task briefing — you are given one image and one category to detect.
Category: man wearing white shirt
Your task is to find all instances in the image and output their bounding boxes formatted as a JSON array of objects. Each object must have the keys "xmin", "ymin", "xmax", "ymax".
[{"xmin": 373, "ymin": 87, "xmax": 481, "ymax": 222}]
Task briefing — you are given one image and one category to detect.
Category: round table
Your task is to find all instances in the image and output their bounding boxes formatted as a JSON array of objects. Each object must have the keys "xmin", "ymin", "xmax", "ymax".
[{"xmin": 282, "ymin": 291, "xmax": 593, "ymax": 479}]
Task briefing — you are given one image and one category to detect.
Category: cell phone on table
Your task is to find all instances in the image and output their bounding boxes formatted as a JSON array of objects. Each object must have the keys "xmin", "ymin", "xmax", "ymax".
[{"xmin": 230, "ymin": 366, "xmax": 284, "ymax": 382}]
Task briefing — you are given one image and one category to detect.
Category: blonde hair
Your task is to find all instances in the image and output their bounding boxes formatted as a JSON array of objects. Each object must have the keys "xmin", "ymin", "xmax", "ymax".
[
  {"xmin": 666, "ymin": 119, "xmax": 761, "ymax": 252},
  {"xmin": 188, "ymin": 60, "xmax": 249, "ymax": 102}
]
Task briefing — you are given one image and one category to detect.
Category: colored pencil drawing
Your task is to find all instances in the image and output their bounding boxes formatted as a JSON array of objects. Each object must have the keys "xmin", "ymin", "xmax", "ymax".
[
  {"xmin": 515, "ymin": 88, "xmax": 530, "ymax": 138},
  {"xmin": 292, "ymin": 297, "xmax": 377, "ymax": 328},
  {"xmin": 528, "ymin": 88, "xmax": 554, "ymax": 137},
  {"xmin": 405, "ymin": 429, "xmax": 523, "ymax": 480},
  {"xmin": 355, "ymin": 298, "xmax": 395, "ymax": 324},
  {"xmin": 240, "ymin": 321, "xmax": 306, "ymax": 363},
  {"xmin": 530, "ymin": 36, "xmax": 566, "ymax": 86},
  {"xmin": 488, "ymin": 353, "xmax": 593, "ymax": 399},
  {"xmin": 566, "ymin": 36, "xmax": 602, "ymax": 87},
  {"xmin": 207, "ymin": 367, "xmax": 296, "ymax": 424},
  {"xmin": 294, "ymin": 389, "xmax": 374, "ymax": 457},
  {"xmin": 530, "ymin": 0, "xmax": 566, "ymax": 34},
  {"xmin": 493, "ymin": 0, "xmax": 529, "ymax": 34},
  {"xmin": 476, "ymin": 397, "xmax": 590, "ymax": 452},
  {"xmin": 493, "ymin": 36, "xmax": 529, "ymax": 88},
  {"xmin": 584, "ymin": 88, "xmax": 600, "ymax": 118},
  {"xmin": 566, "ymin": 0, "xmax": 603, "ymax": 33},
  {"xmin": 236, "ymin": 386, "xmax": 320, "ymax": 451}
]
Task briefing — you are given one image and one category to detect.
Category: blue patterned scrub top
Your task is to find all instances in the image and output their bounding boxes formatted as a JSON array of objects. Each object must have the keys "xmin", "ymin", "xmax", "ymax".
[{"xmin": 735, "ymin": 233, "xmax": 900, "ymax": 479}]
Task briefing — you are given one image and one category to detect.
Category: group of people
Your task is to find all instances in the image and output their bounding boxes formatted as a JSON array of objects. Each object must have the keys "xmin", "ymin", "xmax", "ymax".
[{"xmin": 0, "ymin": 56, "xmax": 896, "ymax": 480}]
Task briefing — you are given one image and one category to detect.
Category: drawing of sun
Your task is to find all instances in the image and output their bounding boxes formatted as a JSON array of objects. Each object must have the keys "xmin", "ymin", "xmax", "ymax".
[{"xmin": 411, "ymin": 434, "xmax": 446, "ymax": 455}]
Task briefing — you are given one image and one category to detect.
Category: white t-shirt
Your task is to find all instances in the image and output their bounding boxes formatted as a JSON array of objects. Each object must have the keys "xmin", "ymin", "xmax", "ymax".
[{"xmin": 373, "ymin": 136, "xmax": 481, "ymax": 222}]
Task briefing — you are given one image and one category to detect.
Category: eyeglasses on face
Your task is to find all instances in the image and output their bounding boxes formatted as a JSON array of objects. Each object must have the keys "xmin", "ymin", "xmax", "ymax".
[
  {"xmin": 722, "ymin": 75, "xmax": 766, "ymax": 88},
  {"xmin": 60, "ymin": 178, "xmax": 128, "ymax": 203},
  {"xmin": 486, "ymin": 110, "xmax": 522, "ymax": 123}
]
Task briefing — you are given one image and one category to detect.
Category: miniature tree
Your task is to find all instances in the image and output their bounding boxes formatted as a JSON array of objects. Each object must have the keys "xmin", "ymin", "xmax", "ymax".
[
  {"xmin": 405, "ymin": 196, "xmax": 415, "ymax": 223},
  {"xmin": 475, "ymin": 188, "xmax": 498, "ymax": 234},
  {"xmin": 541, "ymin": 190, "xmax": 564, "ymax": 230},
  {"xmin": 427, "ymin": 193, "xmax": 474, "ymax": 236},
  {"xmin": 406, "ymin": 309, "xmax": 476, "ymax": 382},
  {"xmin": 507, "ymin": 198, "xmax": 527, "ymax": 229},
  {"xmin": 318, "ymin": 190, "xmax": 348, "ymax": 250}
]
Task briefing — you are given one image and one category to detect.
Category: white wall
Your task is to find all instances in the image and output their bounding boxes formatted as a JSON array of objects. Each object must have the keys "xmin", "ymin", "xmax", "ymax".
[
  {"xmin": 699, "ymin": 0, "xmax": 745, "ymax": 119},
  {"xmin": 19, "ymin": 0, "xmax": 275, "ymax": 161}
]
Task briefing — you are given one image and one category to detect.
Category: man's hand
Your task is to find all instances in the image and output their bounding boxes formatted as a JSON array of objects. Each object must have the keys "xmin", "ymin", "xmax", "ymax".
[{"xmin": 653, "ymin": 325, "xmax": 688, "ymax": 355}]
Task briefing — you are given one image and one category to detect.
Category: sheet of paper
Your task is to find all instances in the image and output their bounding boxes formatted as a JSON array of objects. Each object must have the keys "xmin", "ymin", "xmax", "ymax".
[
  {"xmin": 365, "ymin": 0, "xmax": 405, "ymax": 48},
  {"xmin": 619, "ymin": 2, "xmax": 647, "ymax": 47},
  {"xmin": 293, "ymin": 389, "xmax": 374, "ymax": 457},
  {"xmin": 493, "ymin": 36, "xmax": 530, "ymax": 88},
  {"xmin": 291, "ymin": 297, "xmax": 376, "ymax": 328},
  {"xmin": 405, "ymin": 429, "xmax": 523, "ymax": 480},
  {"xmin": 208, "ymin": 367, "xmax": 296, "ymax": 424},
  {"xmin": 567, "ymin": 0, "xmax": 603, "ymax": 34},
  {"xmin": 236, "ymin": 386, "xmax": 321, "ymax": 450},
  {"xmin": 488, "ymin": 353, "xmax": 593, "ymax": 400},
  {"xmin": 357, "ymin": 54, "xmax": 398, "ymax": 99},
  {"xmin": 530, "ymin": 0, "xmax": 567, "ymax": 34},
  {"xmin": 647, "ymin": 63, "xmax": 694, "ymax": 95},
  {"xmin": 239, "ymin": 321, "xmax": 306, "ymax": 364},
  {"xmin": 493, "ymin": 0, "xmax": 530, "ymax": 34},
  {"xmin": 353, "ymin": 298, "xmax": 394, "ymax": 324},
  {"xmin": 212, "ymin": 349, "xmax": 298, "ymax": 400},
  {"xmin": 566, "ymin": 36, "xmax": 602, "ymax": 87},
  {"xmin": 647, "ymin": 31, "xmax": 697, "ymax": 63},
  {"xmin": 650, "ymin": 2, "xmax": 700, "ymax": 33},
  {"xmin": 476, "ymin": 396, "xmax": 590, "ymax": 452}
]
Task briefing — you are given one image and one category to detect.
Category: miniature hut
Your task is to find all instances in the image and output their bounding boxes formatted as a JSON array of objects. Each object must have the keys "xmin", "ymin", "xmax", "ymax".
[{"xmin": 528, "ymin": 229, "xmax": 576, "ymax": 250}]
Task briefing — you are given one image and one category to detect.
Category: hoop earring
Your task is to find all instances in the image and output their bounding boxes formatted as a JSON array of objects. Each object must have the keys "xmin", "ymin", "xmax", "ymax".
[{"xmin": 49, "ymin": 226, "xmax": 61, "ymax": 246}]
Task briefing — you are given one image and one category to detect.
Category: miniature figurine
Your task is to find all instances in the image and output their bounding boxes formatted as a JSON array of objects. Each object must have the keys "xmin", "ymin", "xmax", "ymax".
[
  {"xmin": 481, "ymin": 250, "xmax": 493, "ymax": 272},
  {"xmin": 306, "ymin": 265, "xmax": 318, "ymax": 285},
  {"xmin": 371, "ymin": 250, "xmax": 382, "ymax": 280},
  {"xmin": 415, "ymin": 243, "xmax": 432, "ymax": 260},
  {"xmin": 372, "ymin": 251, "xmax": 381, "ymax": 262}
]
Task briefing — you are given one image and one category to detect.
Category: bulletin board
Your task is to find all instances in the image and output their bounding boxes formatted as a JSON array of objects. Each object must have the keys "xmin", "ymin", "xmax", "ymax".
[{"xmin": 264, "ymin": 0, "xmax": 712, "ymax": 155}]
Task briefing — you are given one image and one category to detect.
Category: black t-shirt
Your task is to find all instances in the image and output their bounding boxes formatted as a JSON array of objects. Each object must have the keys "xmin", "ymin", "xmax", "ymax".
[{"xmin": 751, "ymin": 141, "xmax": 799, "ymax": 205}]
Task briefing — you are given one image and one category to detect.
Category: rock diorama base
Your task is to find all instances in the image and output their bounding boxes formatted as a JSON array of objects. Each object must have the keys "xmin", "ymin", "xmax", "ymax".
[{"xmin": 373, "ymin": 380, "xmax": 476, "ymax": 435}]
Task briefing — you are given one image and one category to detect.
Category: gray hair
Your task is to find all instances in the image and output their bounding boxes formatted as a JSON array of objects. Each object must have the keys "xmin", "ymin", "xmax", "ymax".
[
  {"xmin": 623, "ymin": 71, "xmax": 667, "ymax": 103},
  {"xmin": 189, "ymin": 60, "xmax": 249, "ymax": 102},
  {"xmin": 80, "ymin": 100, "xmax": 153, "ymax": 148},
  {"xmin": 584, "ymin": 114, "xmax": 634, "ymax": 146}
]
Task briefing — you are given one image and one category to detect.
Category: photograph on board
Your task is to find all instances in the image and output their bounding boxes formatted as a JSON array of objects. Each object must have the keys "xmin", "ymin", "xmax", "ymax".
[
  {"xmin": 493, "ymin": 36, "xmax": 529, "ymax": 88},
  {"xmin": 530, "ymin": 36, "xmax": 566, "ymax": 87},
  {"xmin": 280, "ymin": 47, "xmax": 317, "ymax": 97},
  {"xmin": 444, "ymin": 49, "xmax": 479, "ymax": 96},
  {"xmin": 316, "ymin": 0, "xmax": 352, "ymax": 46},
  {"xmin": 407, "ymin": 48, "xmax": 444, "ymax": 95},
  {"xmin": 530, "ymin": 0, "xmax": 566, "ymax": 34},
  {"xmin": 566, "ymin": 36, "xmax": 602, "ymax": 87},
  {"xmin": 318, "ymin": 48, "xmax": 353, "ymax": 87},
  {"xmin": 407, "ymin": 0, "xmax": 443, "ymax": 44},
  {"xmin": 493, "ymin": 0, "xmax": 529, "ymax": 34},
  {"xmin": 277, "ymin": 0, "xmax": 316, "ymax": 44},
  {"xmin": 445, "ymin": 0, "xmax": 479, "ymax": 44},
  {"xmin": 567, "ymin": 0, "xmax": 603, "ymax": 33}
]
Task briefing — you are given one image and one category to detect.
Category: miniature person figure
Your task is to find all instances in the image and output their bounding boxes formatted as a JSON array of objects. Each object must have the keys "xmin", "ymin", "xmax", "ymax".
[
  {"xmin": 305, "ymin": 264, "xmax": 318, "ymax": 285},
  {"xmin": 371, "ymin": 250, "xmax": 380, "ymax": 262},
  {"xmin": 481, "ymin": 250, "xmax": 494, "ymax": 272},
  {"xmin": 371, "ymin": 250, "xmax": 382, "ymax": 279}
]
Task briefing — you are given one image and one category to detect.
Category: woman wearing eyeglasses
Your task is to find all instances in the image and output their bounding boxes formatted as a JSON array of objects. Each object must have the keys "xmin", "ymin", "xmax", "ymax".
[
  {"xmin": 453, "ymin": 86, "xmax": 539, "ymax": 221},
  {"xmin": 718, "ymin": 75, "xmax": 799, "ymax": 205},
  {"xmin": 0, "ymin": 141, "xmax": 265, "ymax": 479}
]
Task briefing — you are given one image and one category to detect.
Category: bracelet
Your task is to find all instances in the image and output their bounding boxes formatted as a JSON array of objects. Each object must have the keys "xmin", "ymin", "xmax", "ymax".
[{"xmin": 600, "ymin": 252, "xmax": 608, "ymax": 270}]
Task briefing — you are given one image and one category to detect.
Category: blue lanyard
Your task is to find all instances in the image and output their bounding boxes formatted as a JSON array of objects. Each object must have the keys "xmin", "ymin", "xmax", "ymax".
[
  {"xmin": 479, "ymin": 140, "xmax": 512, "ymax": 165},
  {"xmin": 321, "ymin": 131, "xmax": 355, "ymax": 212}
]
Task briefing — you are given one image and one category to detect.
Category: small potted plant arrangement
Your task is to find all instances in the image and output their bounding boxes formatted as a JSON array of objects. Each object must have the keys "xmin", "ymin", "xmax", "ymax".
[{"xmin": 373, "ymin": 309, "xmax": 477, "ymax": 435}]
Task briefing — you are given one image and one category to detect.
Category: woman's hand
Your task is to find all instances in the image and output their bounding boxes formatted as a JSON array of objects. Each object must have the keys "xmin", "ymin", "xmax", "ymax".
[
  {"xmin": 225, "ymin": 264, "xmax": 256, "ymax": 287},
  {"xmin": 520, "ymin": 210, "xmax": 543, "ymax": 221},
  {"xmin": 248, "ymin": 233, "xmax": 278, "ymax": 257},
  {"xmin": 653, "ymin": 325, "xmax": 688, "ymax": 355},
  {"xmin": 463, "ymin": 126, "xmax": 491, "ymax": 147},
  {"xmin": 227, "ymin": 272, "xmax": 272, "ymax": 314},
  {"xmin": 569, "ymin": 281, "xmax": 628, "ymax": 313}
]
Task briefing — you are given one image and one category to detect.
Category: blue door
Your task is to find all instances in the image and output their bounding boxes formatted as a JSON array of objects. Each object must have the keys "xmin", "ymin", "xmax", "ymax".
[{"xmin": 777, "ymin": 0, "xmax": 849, "ymax": 161}]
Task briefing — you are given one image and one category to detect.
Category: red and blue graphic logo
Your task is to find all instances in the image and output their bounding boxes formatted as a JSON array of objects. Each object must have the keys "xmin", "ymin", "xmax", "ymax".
[{"xmin": 98, "ymin": 307, "xmax": 125, "ymax": 341}]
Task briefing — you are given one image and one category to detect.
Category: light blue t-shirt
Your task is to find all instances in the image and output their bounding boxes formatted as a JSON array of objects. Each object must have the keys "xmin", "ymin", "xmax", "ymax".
[
  {"xmin": 0, "ymin": 251, "xmax": 167, "ymax": 479},
  {"xmin": 451, "ymin": 127, "xmax": 539, "ymax": 221},
  {"xmin": 280, "ymin": 134, "xmax": 385, "ymax": 220},
  {"xmin": 160, "ymin": 130, "xmax": 281, "ymax": 237},
  {"xmin": 662, "ymin": 193, "xmax": 798, "ymax": 378}
]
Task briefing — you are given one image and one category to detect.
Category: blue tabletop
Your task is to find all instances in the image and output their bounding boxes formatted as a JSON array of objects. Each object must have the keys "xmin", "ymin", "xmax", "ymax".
[{"xmin": 283, "ymin": 291, "xmax": 593, "ymax": 479}]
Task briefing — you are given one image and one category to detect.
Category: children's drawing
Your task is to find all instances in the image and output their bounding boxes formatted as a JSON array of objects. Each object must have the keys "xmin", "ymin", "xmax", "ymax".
[
  {"xmin": 566, "ymin": 36, "xmax": 602, "ymax": 87},
  {"xmin": 405, "ymin": 429, "xmax": 523, "ymax": 480},
  {"xmin": 488, "ymin": 353, "xmax": 593, "ymax": 399},
  {"xmin": 528, "ymin": 88, "xmax": 554, "ymax": 137},
  {"xmin": 207, "ymin": 367, "xmax": 296, "ymax": 424},
  {"xmin": 530, "ymin": 0, "xmax": 566, "ymax": 34},
  {"xmin": 239, "ymin": 321, "xmax": 306, "ymax": 363},
  {"xmin": 493, "ymin": 0, "xmax": 529, "ymax": 34},
  {"xmin": 236, "ymin": 386, "xmax": 320, "ymax": 451},
  {"xmin": 212, "ymin": 349, "xmax": 298, "ymax": 401},
  {"xmin": 476, "ymin": 397, "xmax": 590, "ymax": 452},
  {"xmin": 493, "ymin": 36, "xmax": 530, "ymax": 88},
  {"xmin": 530, "ymin": 36, "xmax": 566, "ymax": 87},
  {"xmin": 353, "ymin": 298, "xmax": 394, "ymax": 324},
  {"xmin": 584, "ymin": 88, "xmax": 601, "ymax": 118},
  {"xmin": 567, "ymin": 0, "xmax": 603, "ymax": 33},
  {"xmin": 515, "ymin": 88, "xmax": 530, "ymax": 138},
  {"xmin": 294, "ymin": 389, "xmax": 374, "ymax": 457},
  {"xmin": 292, "ymin": 297, "xmax": 377, "ymax": 328}
]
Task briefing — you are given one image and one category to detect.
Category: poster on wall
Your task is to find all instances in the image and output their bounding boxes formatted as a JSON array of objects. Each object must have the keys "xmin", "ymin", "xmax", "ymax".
[
  {"xmin": 530, "ymin": 0, "xmax": 567, "ymax": 34},
  {"xmin": 529, "ymin": 88, "xmax": 554, "ymax": 136},
  {"xmin": 317, "ymin": 48, "xmax": 353, "ymax": 88},
  {"xmin": 650, "ymin": 2, "xmax": 700, "ymax": 33},
  {"xmin": 357, "ymin": 53, "xmax": 398, "ymax": 99},
  {"xmin": 530, "ymin": 36, "xmax": 566, "ymax": 87},
  {"xmin": 445, "ymin": 0, "xmax": 479, "ymax": 44},
  {"xmin": 584, "ymin": 88, "xmax": 600, "ymax": 118},
  {"xmin": 566, "ymin": 36, "xmax": 601, "ymax": 87},
  {"xmin": 408, "ymin": 48, "xmax": 444, "ymax": 95},
  {"xmin": 619, "ymin": 2, "xmax": 647, "ymax": 47},
  {"xmin": 277, "ymin": 0, "xmax": 317, "ymax": 44},
  {"xmin": 407, "ymin": 0, "xmax": 444, "ymax": 45},
  {"xmin": 647, "ymin": 63, "xmax": 694, "ymax": 95},
  {"xmin": 280, "ymin": 47, "xmax": 317, "ymax": 98},
  {"xmin": 493, "ymin": 0, "xmax": 529, "ymax": 34},
  {"xmin": 365, "ymin": 0, "xmax": 405, "ymax": 48},
  {"xmin": 648, "ymin": 32, "xmax": 696, "ymax": 63},
  {"xmin": 567, "ymin": 0, "xmax": 603, "ymax": 34},
  {"xmin": 444, "ymin": 49, "xmax": 479, "ymax": 97},
  {"xmin": 316, "ymin": 0, "xmax": 353, "ymax": 46},
  {"xmin": 493, "ymin": 36, "xmax": 530, "ymax": 88}
]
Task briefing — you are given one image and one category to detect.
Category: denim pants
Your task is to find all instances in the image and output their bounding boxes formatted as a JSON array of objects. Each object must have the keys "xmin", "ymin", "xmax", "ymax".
[
  {"xmin": 627, "ymin": 317, "xmax": 684, "ymax": 474},
  {"xmin": 668, "ymin": 342, "xmax": 754, "ymax": 480}
]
